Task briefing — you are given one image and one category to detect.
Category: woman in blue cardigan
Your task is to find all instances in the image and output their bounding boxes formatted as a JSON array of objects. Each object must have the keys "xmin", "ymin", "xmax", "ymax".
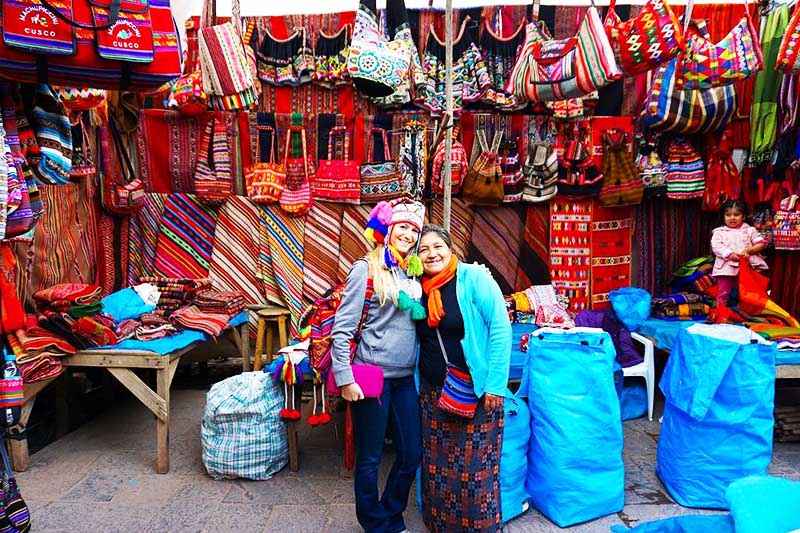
[{"xmin": 415, "ymin": 224, "xmax": 512, "ymax": 533}]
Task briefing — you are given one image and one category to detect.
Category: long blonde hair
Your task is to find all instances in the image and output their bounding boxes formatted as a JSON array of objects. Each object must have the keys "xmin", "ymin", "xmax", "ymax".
[{"xmin": 365, "ymin": 247, "xmax": 398, "ymax": 307}]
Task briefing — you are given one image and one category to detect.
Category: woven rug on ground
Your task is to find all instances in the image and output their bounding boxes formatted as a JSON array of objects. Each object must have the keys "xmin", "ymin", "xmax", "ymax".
[
  {"xmin": 153, "ymin": 194, "xmax": 218, "ymax": 279},
  {"xmin": 518, "ymin": 204, "xmax": 551, "ymax": 289},
  {"xmin": 468, "ymin": 206, "xmax": 526, "ymax": 294},
  {"xmin": 209, "ymin": 196, "xmax": 268, "ymax": 311},
  {"xmin": 429, "ymin": 198, "xmax": 475, "ymax": 261},
  {"xmin": 262, "ymin": 205, "xmax": 305, "ymax": 337},
  {"xmin": 127, "ymin": 193, "xmax": 168, "ymax": 286},
  {"xmin": 303, "ymin": 203, "xmax": 343, "ymax": 302},
  {"xmin": 27, "ymin": 184, "xmax": 83, "ymax": 307},
  {"xmin": 590, "ymin": 203, "xmax": 633, "ymax": 310},
  {"xmin": 338, "ymin": 205, "xmax": 373, "ymax": 284},
  {"xmin": 550, "ymin": 198, "xmax": 592, "ymax": 313}
]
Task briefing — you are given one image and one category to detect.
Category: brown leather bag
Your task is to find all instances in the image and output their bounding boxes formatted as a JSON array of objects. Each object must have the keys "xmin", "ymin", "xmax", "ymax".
[{"xmin": 462, "ymin": 128, "xmax": 504, "ymax": 206}]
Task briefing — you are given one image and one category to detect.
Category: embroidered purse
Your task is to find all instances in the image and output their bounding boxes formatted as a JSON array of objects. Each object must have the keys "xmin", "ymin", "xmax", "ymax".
[
  {"xmin": 598, "ymin": 129, "xmax": 644, "ymax": 207},
  {"xmin": 194, "ymin": 117, "xmax": 233, "ymax": 206},
  {"xmin": 635, "ymin": 135, "xmax": 668, "ymax": 199},
  {"xmin": 522, "ymin": 119, "xmax": 558, "ymax": 203},
  {"xmin": 665, "ymin": 136, "xmax": 705, "ymax": 200},
  {"xmin": 462, "ymin": 128, "xmax": 504, "ymax": 207},
  {"xmin": 102, "ymin": 117, "xmax": 145, "ymax": 216},
  {"xmin": 430, "ymin": 127, "xmax": 468, "ymax": 195},
  {"xmin": 360, "ymin": 127, "xmax": 402, "ymax": 203},
  {"xmin": 245, "ymin": 125, "xmax": 286, "ymax": 204},
  {"xmin": 604, "ymin": 0, "xmax": 683, "ymax": 76},
  {"xmin": 53, "ymin": 87, "xmax": 106, "ymax": 111},
  {"xmin": 774, "ymin": 193, "xmax": 800, "ymax": 250},
  {"xmin": 397, "ymin": 121, "xmax": 426, "ymax": 200},
  {"xmin": 557, "ymin": 126, "xmax": 603, "ymax": 198},
  {"xmin": 642, "ymin": 57, "xmax": 738, "ymax": 134},
  {"xmin": 500, "ymin": 138, "xmax": 524, "ymax": 203},
  {"xmin": 677, "ymin": 2, "xmax": 762, "ymax": 90},
  {"xmin": 1, "ymin": 127, "xmax": 34, "ymax": 239},
  {"xmin": 347, "ymin": 0, "xmax": 412, "ymax": 98},
  {"xmin": 506, "ymin": 6, "xmax": 622, "ymax": 102},
  {"xmin": 777, "ymin": 4, "xmax": 800, "ymax": 73},
  {"xmin": 29, "ymin": 84, "xmax": 71, "ymax": 185},
  {"xmin": 284, "ymin": 126, "xmax": 316, "ymax": 190},
  {"xmin": 701, "ymin": 128, "xmax": 741, "ymax": 212},
  {"xmin": 0, "ymin": 0, "xmax": 181, "ymax": 90},
  {"xmin": 436, "ymin": 329, "xmax": 478, "ymax": 419},
  {"xmin": 315, "ymin": 125, "xmax": 361, "ymax": 204},
  {"xmin": 167, "ymin": 67, "xmax": 208, "ymax": 116},
  {"xmin": 279, "ymin": 126, "xmax": 314, "ymax": 217}
]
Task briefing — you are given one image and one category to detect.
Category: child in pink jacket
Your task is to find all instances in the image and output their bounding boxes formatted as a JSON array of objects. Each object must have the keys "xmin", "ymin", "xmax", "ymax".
[{"xmin": 710, "ymin": 200, "xmax": 768, "ymax": 323}]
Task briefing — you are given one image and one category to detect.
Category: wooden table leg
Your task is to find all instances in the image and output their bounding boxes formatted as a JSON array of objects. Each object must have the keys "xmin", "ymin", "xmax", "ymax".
[
  {"xmin": 253, "ymin": 318, "xmax": 266, "ymax": 372},
  {"xmin": 241, "ymin": 320, "xmax": 251, "ymax": 373},
  {"xmin": 155, "ymin": 363, "xmax": 171, "ymax": 474},
  {"xmin": 265, "ymin": 326, "xmax": 274, "ymax": 368}
]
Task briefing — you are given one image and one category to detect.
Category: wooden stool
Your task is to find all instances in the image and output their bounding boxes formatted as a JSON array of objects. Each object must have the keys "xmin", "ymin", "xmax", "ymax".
[{"xmin": 252, "ymin": 307, "xmax": 291, "ymax": 371}]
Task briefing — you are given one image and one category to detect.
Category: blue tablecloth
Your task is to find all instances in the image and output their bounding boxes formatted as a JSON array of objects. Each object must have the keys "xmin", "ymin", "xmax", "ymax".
[
  {"xmin": 638, "ymin": 317, "xmax": 800, "ymax": 366},
  {"xmin": 90, "ymin": 311, "xmax": 248, "ymax": 355}
]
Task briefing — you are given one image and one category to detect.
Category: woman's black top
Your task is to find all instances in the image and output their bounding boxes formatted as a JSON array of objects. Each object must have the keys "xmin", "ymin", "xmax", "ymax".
[{"xmin": 416, "ymin": 276, "xmax": 467, "ymax": 387}]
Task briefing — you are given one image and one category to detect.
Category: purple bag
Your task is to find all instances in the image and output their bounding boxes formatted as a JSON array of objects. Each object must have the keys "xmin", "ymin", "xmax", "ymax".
[{"xmin": 327, "ymin": 364, "xmax": 384, "ymax": 398}]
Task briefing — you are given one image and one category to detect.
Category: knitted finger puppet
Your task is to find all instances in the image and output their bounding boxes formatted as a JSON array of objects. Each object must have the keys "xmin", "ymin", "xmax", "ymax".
[
  {"xmin": 363, "ymin": 199, "xmax": 427, "ymax": 320},
  {"xmin": 308, "ymin": 369, "xmax": 331, "ymax": 427},
  {"xmin": 270, "ymin": 349, "xmax": 306, "ymax": 421}
]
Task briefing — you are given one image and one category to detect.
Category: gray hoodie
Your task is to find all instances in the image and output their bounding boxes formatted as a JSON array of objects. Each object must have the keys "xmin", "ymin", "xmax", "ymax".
[{"xmin": 331, "ymin": 260, "xmax": 417, "ymax": 387}]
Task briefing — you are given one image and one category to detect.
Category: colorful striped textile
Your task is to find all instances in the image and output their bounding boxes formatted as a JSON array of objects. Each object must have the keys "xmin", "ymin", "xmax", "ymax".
[
  {"xmin": 261, "ymin": 205, "xmax": 305, "ymax": 336},
  {"xmin": 666, "ymin": 138, "xmax": 705, "ymax": 200},
  {"xmin": 209, "ymin": 195, "xmax": 269, "ymax": 307},
  {"xmin": 98, "ymin": 214, "xmax": 130, "ymax": 296},
  {"xmin": 518, "ymin": 204, "xmax": 551, "ymax": 289},
  {"xmin": 337, "ymin": 205, "xmax": 373, "ymax": 284},
  {"xmin": 154, "ymin": 194, "xmax": 218, "ymax": 279},
  {"xmin": 28, "ymin": 184, "xmax": 83, "ymax": 305},
  {"xmin": 73, "ymin": 178, "xmax": 99, "ymax": 286},
  {"xmin": 170, "ymin": 305, "xmax": 230, "ymax": 337},
  {"xmin": 256, "ymin": 205, "xmax": 283, "ymax": 305},
  {"xmin": 303, "ymin": 203, "xmax": 344, "ymax": 302},
  {"xmin": 550, "ymin": 198, "xmax": 592, "ymax": 313},
  {"xmin": 127, "ymin": 193, "xmax": 168, "ymax": 286},
  {"xmin": 468, "ymin": 206, "xmax": 525, "ymax": 294},
  {"xmin": 19, "ymin": 355, "xmax": 63, "ymax": 383},
  {"xmin": 590, "ymin": 204, "xmax": 633, "ymax": 310},
  {"xmin": 429, "ymin": 198, "xmax": 475, "ymax": 261}
]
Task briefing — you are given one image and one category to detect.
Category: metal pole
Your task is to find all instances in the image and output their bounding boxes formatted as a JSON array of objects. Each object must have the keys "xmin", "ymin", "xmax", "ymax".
[{"xmin": 442, "ymin": 0, "xmax": 453, "ymax": 232}]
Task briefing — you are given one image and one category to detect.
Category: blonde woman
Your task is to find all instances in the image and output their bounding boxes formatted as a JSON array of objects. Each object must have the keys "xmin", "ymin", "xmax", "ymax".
[{"xmin": 331, "ymin": 199, "xmax": 426, "ymax": 533}]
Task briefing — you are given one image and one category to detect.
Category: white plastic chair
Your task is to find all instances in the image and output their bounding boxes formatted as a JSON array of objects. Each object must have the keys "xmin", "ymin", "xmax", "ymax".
[{"xmin": 626, "ymin": 332, "xmax": 655, "ymax": 421}]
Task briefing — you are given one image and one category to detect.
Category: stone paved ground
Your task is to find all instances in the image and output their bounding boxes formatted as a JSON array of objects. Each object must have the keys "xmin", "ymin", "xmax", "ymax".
[{"xmin": 17, "ymin": 382, "xmax": 800, "ymax": 533}]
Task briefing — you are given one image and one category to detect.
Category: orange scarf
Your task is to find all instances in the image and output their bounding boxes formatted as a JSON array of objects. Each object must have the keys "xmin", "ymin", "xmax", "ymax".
[{"xmin": 421, "ymin": 255, "xmax": 458, "ymax": 327}]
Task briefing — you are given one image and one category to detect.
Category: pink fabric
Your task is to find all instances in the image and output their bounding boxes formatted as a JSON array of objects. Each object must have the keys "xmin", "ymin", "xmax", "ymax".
[
  {"xmin": 710, "ymin": 223, "xmax": 768, "ymax": 276},
  {"xmin": 715, "ymin": 275, "xmax": 737, "ymax": 308}
]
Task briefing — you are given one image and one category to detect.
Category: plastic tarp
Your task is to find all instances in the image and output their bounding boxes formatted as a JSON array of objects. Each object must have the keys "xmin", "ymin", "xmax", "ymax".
[
  {"xmin": 100, "ymin": 287, "xmax": 155, "ymax": 323},
  {"xmin": 610, "ymin": 515, "xmax": 735, "ymax": 533},
  {"xmin": 725, "ymin": 475, "xmax": 800, "ymax": 533},
  {"xmin": 656, "ymin": 324, "xmax": 776, "ymax": 509},
  {"xmin": 609, "ymin": 287, "xmax": 652, "ymax": 332},
  {"xmin": 621, "ymin": 381, "xmax": 647, "ymax": 421},
  {"xmin": 500, "ymin": 390, "xmax": 530, "ymax": 523},
  {"xmin": 520, "ymin": 327, "xmax": 624, "ymax": 527},
  {"xmin": 202, "ymin": 372, "xmax": 288, "ymax": 480}
]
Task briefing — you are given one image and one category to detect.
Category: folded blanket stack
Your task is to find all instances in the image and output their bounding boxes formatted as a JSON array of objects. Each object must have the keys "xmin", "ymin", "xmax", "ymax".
[
  {"xmin": 138, "ymin": 277, "xmax": 212, "ymax": 316},
  {"xmin": 194, "ymin": 290, "xmax": 246, "ymax": 318},
  {"xmin": 170, "ymin": 305, "xmax": 230, "ymax": 337},
  {"xmin": 507, "ymin": 284, "xmax": 574, "ymax": 329},
  {"xmin": 651, "ymin": 292, "xmax": 713, "ymax": 320},
  {"xmin": 32, "ymin": 284, "xmax": 118, "ymax": 350},
  {"xmin": 7, "ymin": 323, "xmax": 65, "ymax": 383}
]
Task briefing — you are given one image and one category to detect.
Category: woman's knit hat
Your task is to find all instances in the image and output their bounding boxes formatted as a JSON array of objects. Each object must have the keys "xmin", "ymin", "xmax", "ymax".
[{"xmin": 364, "ymin": 199, "xmax": 426, "ymax": 244}]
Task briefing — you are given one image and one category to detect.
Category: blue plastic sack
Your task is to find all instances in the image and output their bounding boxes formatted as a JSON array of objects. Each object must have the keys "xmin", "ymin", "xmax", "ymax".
[
  {"xmin": 100, "ymin": 287, "xmax": 155, "ymax": 323},
  {"xmin": 609, "ymin": 287, "xmax": 651, "ymax": 332},
  {"xmin": 520, "ymin": 328, "xmax": 624, "ymax": 527},
  {"xmin": 610, "ymin": 515, "xmax": 735, "ymax": 533},
  {"xmin": 621, "ymin": 381, "xmax": 648, "ymax": 421},
  {"xmin": 656, "ymin": 324, "xmax": 776, "ymax": 509},
  {"xmin": 726, "ymin": 475, "xmax": 800, "ymax": 533},
  {"xmin": 500, "ymin": 390, "xmax": 530, "ymax": 523}
]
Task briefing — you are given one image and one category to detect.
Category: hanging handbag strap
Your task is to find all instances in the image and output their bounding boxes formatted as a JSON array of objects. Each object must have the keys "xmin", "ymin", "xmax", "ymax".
[
  {"xmin": 435, "ymin": 328, "xmax": 470, "ymax": 373},
  {"xmin": 367, "ymin": 127, "xmax": 392, "ymax": 163},
  {"xmin": 328, "ymin": 125, "xmax": 350, "ymax": 162},
  {"xmin": 257, "ymin": 125, "xmax": 277, "ymax": 164},
  {"xmin": 0, "ymin": 434, "xmax": 17, "ymax": 481},
  {"xmin": 349, "ymin": 261, "xmax": 375, "ymax": 364},
  {"xmin": 108, "ymin": 115, "xmax": 137, "ymax": 185},
  {"xmin": 284, "ymin": 126, "xmax": 311, "ymax": 180}
]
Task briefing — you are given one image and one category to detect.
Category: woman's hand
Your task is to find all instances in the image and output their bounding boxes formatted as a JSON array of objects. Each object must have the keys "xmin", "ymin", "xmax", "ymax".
[
  {"xmin": 341, "ymin": 383, "xmax": 365, "ymax": 402},
  {"xmin": 483, "ymin": 393, "xmax": 503, "ymax": 411}
]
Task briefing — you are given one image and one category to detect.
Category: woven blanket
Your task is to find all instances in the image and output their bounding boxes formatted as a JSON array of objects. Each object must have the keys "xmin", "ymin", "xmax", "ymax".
[
  {"xmin": 518, "ymin": 204, "xmax": 551, "ymax": 288},
  {"xmin": 303, "ymin": 203, "xmax": 343, "ymax": 302},
  {"xmin": 338, "ymin": 205, "xmax": 372, "ymax": 284},
  {"xmin": 469, "ymin": 206, "xmax": 525, "ymax": 294},
  {"xmin": 73, "ymin": 178, "xmax": 99, "ymax": 286},
  {"xmin": 98, "ymin": 214, "xmax": 130, "ymax": 296},
  {"xmin": 590, "ymin": 203, "xmax": 633, "ymax": 310},
  {"xmin": 262, "ymin": 205, "xmax": 305, "ymax": 336},
  {"xmin": 15, "ymin": 319, "xmax": 77, "ymax": 356},
  {"xmin": 652, "ymin": 292, "xmax": 705, "ymax": 310},
  {"xmin": 154, "ymin": 194, "xmax": 218, "ymax": 279},
  {"xmin": 430, "ymin": 198, "xmax": 474, "ymax": 261},
  {"xmin": 550, "ymin": 199, "xmax": 592, "ymax": 312},
  {"xmin": 256, "ymin": 205, "xmax": 282, "ymax": 305},
  {"xmin": 128, "ymin": 193, "xmax": 168, "ymax": 285},
  {"xmin": 19, "ymin": 356, "xmax": 63, "ymax": 383},
  {"xmin": 652, "ymin": 302, "xmax": 712, "ymax": 320},
  {"xmin": 34, "ymin": 283, "xmax": 102, "ymax": 308},
  {"xmin": 170, "ymin": 305, "xmax": 230, "ymax": 337},
  {"xmin": 209, "ymin": 196, "xmax": 269, "ymax": 310}
]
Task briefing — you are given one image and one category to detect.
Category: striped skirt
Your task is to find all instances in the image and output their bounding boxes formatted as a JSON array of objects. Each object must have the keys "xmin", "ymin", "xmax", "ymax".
[{"xmin": 420, "ymin": 381, "xmax": 504, "ymax": 533}]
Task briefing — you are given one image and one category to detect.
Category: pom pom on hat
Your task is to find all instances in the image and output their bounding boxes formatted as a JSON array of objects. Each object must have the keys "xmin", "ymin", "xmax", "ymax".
[{"xmin": 364, "ymin": 201, "xmax": 394, "ymax": 244}]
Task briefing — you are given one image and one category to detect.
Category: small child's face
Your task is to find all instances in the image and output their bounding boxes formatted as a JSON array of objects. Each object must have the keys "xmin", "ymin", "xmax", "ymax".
[{"xmin": 724, "ymin": 207, "xmax": 745, "ymax": 228}]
